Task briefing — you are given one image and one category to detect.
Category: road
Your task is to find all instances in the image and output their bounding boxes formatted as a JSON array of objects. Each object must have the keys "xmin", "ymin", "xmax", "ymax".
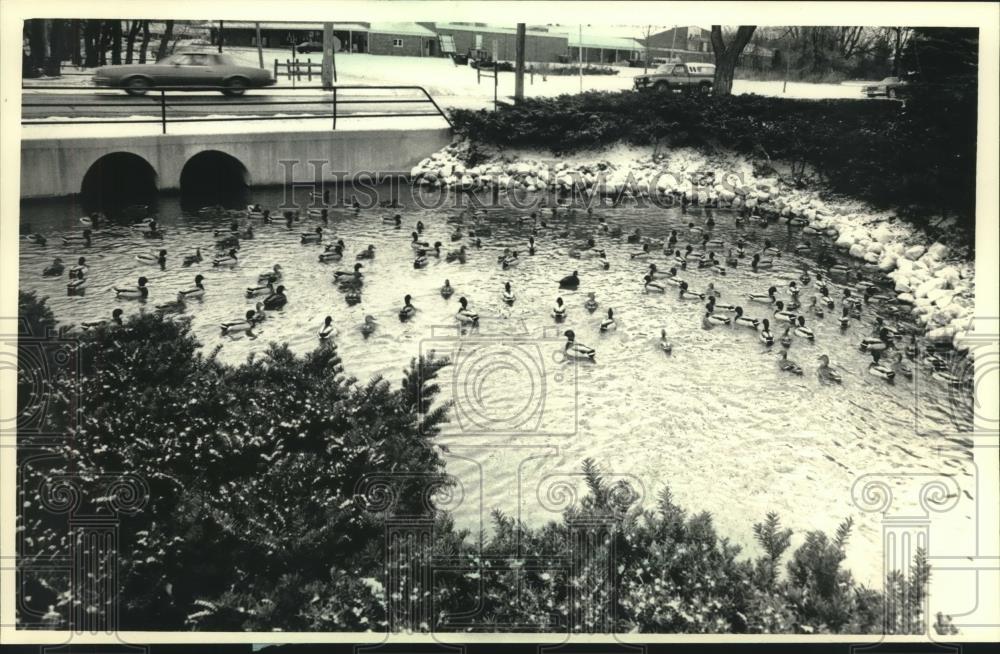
[{"xmin": 20, "ymin": 91, "xmax": 451, "ymax": 123}]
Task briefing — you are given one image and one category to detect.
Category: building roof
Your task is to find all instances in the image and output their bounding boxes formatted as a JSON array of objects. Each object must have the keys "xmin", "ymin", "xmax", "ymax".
[
  {"xmin": 368, "ymin": 22, "xmax": 437, "ymax": 37},
  {"xmin": 432, "ymin": 22, "xmax": 567, "ymax": 40},
  {"xmin": 564, "ymin": 31, "xmax": 643, "ymax": 51}
]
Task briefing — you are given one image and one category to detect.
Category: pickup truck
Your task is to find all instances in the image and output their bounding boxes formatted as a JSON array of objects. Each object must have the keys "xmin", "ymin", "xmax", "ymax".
[{"xmin": 634, "ymin": 62, "xmax": 716, "ymax": 93}]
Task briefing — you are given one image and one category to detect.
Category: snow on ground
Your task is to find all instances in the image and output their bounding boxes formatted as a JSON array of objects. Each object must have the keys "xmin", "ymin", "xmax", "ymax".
[{"xmin": 24, "ymin": 50, "xmax": 879, "ymax": 108}]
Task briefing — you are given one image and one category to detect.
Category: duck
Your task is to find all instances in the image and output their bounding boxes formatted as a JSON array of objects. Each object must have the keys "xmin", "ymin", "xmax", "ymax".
[
  {"xmin": 411, "ymin": 231, "xmax": 430, "ymax": 250},
  {"xmin": 154, "ymin": 296, "xmax": 187, "ymax": 315},
  {"xmin": 626, "ymin": 229, "xmax": 642, "ymax": 244},
  {"xmin": 136, "ymin": 249, "xmax": 167, "ymax": 266},
  {"xmin": 829, "ymin": 264, "xmax": 852, "ymax": 276},
  {"xmin": 873, "ymin": 317, "xmax": 902, "ymax": 339},
  {"xmin": 66, "ymin": 269, "xmax": 88, "ymax": 294},
  {"xmin": 81, "ymin": 308, "xmax": 124, "ymax": 330},
  {"xmin": 707, "ymin": 294, "xmax": 736, "ymax": 312},
  {"xmin": 334, "ymin": 263, "xmax": 364, "ymax": 283},
  {"xmin": 725, "ymin": 249, "xmax": 739, "ymax": 267},
  {"xmin": 748, "ymin": 286, "xmax": 778, "ymax": 304},
  {"xmin": 773, "ymin": 301, "xmax": 797, "ymax": 322},
  {"xmin": 319, "ymin": 244, "xmax": 345, "ymax": 262},
  {"xmin": 413, "ymin": 253, "xmax": 429, "ymax": 268},
  {"xmin": 398, "ymin": 294, "xmax": 417, "ymax": 321},
  {"xmin": 860, "ymin": 328, "xmax": 892, "ymax": 353},
  {"xmin": 79, "ymin": 212, "xmax": 103, "ymax": 228},
  {"xmin": 383, "ymin": 214, "xmax": 403, "ymax": 227},
  {"xmin": 838, "ymin": 306, "xmax": 852, "ymax": 329},
  {"xmin": 456, "ymin": 297, "xmax": 479, "ymax": 325},
  {"xmin": 932, "ymin": 368, "xmax": 966, "ymax": 386},
  {"xmin": 630, "ymin": 243, "xmax": 652, "ymax": 260},
  {"xmin": 428, "ymin": 242, "xmax": 443, "ymax": 258},
  {"xmin": 868, "ymin": 354, "xmax": 896, "ymax": 381},
  {"xmin": 246, "ymin": 204, "xmax": 266, "ymax": 219},
  {"xmin": 816, "ymin": 355, "xmax": 843, "ymax": 383},
  {"xmin": 905, "ymin": 335, "xmax": 919, "ymax": 360},
  {"xmin": 809, "ymin": 296, "xmax": 825, "ymax": 318},
  {"xmin": 301, "ymin": 226, "xmax": 323, "ymax": 243},
  {"xmin": 761, "ymin": 240, "xmax": 782, "ymax": 257},
  {"xmin": 528, "ymin": 236, "xmax": 536, "ymax": 255},
  {"xmin": 114, "ymin": 276, "xmax": 149, "ymax": 300},
  {"xmin": 584, "ymin": 292, "xmax": 598, "ymax": 312},
  {"xmin": 258, "ymin": 264, "xmax": 283, "ymax": 284},
  {"xmin": 245, "ymin": 280, "xmax": 275, "ymax": 298},
  {"xmin": 221, "ymin": 310, "xmax": 257, "ymax": 334},
  {"xmin": 25, "ymin": 232, "xmax": 48, "ymax": 246},
  {"xmin": 239, "ymin": 224, "xmax": 255, "ymax": 240},
  {"xmin": 69, "ymin": 257, "xmax": 89, "ymax": 278},
  {"xmin": 563, "ymin": 329, "xmax": 595, "ymax": 360},
  {"xmin": 440, "ymin": 280, "xmax": 455, "ymax": 299},
  {"xmin": 446, "ymin": 246, "xmax": 468, "ymax": 264},
  {"xmin": 799, "ymin": 271, "xmax": 811, "ymax": 285},
  {"xmin": 213, "ymin": 249, "xmax": 239, "ymax": 267},
  {"xmin": 183, "ymin": 248, "xmax": 203, "ymax": 267},
  {"xmin": 262, "ymin": 285, "xmax": 288, "ymax": 310},
  {"xmin": 344, "ymin": 289, "xmax": 362, "ymax": 305},
  {"xmin": 778, "ymin": 350, "xmax": 803, "ymax": 375},
  {"xmin": 704, "ymin": 301, "xmax": 731, "ymax": 325},
  {"xmin": 659, "ymin": 329, "xmax": 673, "ymax": 354},
  {"xmin": 891, "ymin": 352, "xmax": 913, "ymax": 379},
  {"xmin": 794, "ymin": 316, "xmax": 815, "ymax": 340},
  {"xmin": 307, "ymin": 207, "xmax": 329, "ymax": 221},
  {"xmin": 678, "ymin": 281, "xmax": 705, "ymax": 301},
  {"xmin": 750, "ymin": 254, "xmax": 773, "ymax": 272},
  {"xmin": 600, "ymin": 308, "xmax": 617, "ymax": 331},
  {"xmin": 552, "ymin": 297, "xmax": 568, "ymax": 322},
  {"xmin": 558, "ymin": 270, "xmax": 580, "ymax": 290},
  {"xmin": 502, "ymin": 282, "xmax": 516, "ymax": 304},
  {"xmin": 42, "ymin": 258, "xmax": 65, "ymax": 277},
  {"xmin": 794, "ymin": 242, "xmax": 812, "ymax": 254},
  {"xmin": 318, "ymin": 316, "xmax": 337, "ymax": 340},
  {"xmin": 178, "ymin": 275, "xmax": 206, "ymax": 300},
  {"xmin": 779, "ymin": 325, "xmax": 793, "ymax": 347},
  {"xmin": 759, "ymin": 319, "xmax": 775, "ymax": 346},
  {"xmin": 661, "ymin": 268, "xmax": 684, "ymax": 287},
  {"xmin": 501, "ymin": 252, "xmax": 521, "ymax": 269},
  {"xmin": 643, "ymin": 274, "xmax": 665, "ymax": 293},
  {"xmin": 733, "ymin": 306, "xmax": 759, "ymax": 328},
  {"xmin": 62, "ymin": 229, "xmax": 93, "ymax": 246}
]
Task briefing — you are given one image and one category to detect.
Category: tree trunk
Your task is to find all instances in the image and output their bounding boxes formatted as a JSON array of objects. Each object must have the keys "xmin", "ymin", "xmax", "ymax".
[
  {"xmin": 710, "ymin": 25, "xmax": 756, "ymax": 95},
  {"xmin": 28, "ymin": 19, "xmax": 47, "ymax": 71},
  {"xmin": 125, "ymin": 20, "xmax": 140, "ymax": 64},
  {"xmin": 139, "ymin": 21, "xmax": 151, "ymax": 63},
  {"xmin": 110, "ymin": 20, "xmax": 122, "ymax": 65},
  {"xmin": 83, "ymin": 20, "xmax": 98, "ymax": 67},
  {"xmin": 892, "ymin": 28, "xmax": 902, "ymax": 76},
  {"xmin": 46, "ymin": 20, "xmax": 64, "ymax": 75},
  {"xmin": 157, "ymin": 20, "xmax": 174, "ymax": 61},
  {"xmin": 70, "ymin": 20, "xmax": 82, "ymax": 66},
  {"xmin": 98, "ymin": 21, "xmax": 110, "ymax": 66}
]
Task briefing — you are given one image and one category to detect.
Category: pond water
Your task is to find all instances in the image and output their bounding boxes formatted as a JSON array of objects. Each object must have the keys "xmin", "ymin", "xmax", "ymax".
[{"xmin": 19, "ymin": 183, "xmax": 975, "ymax": 585}]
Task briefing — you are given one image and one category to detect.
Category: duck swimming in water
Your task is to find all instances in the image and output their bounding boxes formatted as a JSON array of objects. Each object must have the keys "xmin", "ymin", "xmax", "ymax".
[
  {"xmin": 319, "ymin": 244, "xmax": 345, "ymax": 262},
  {"xmin": 245, "ymin": 280, "xmax": 275, "ymax": 298},
  {"xmin": 643, "ymin": 274, "xmax": 666, "ymax": 293},
  {"xmin": 81, "ymin": 308, "xmax": 124, "ymax": 330},
  {"xmin": 778, "ymin": 350, "xmax": 803, "ymax": 375},
  {"xmin": 136, "ymin": 249, "xmax": 167, "ymax": 266},
  {"xmin": 860, "ymin": 328, "xmax": 893, "ymax": 353},
  {"xmin": 502, "ymin": 282, "xmax": 516, "ymax": 304},
  {"xmin": 411, "ymin": 231, "xmax": 430, "ymax": 249},
  {"xmin": 759, "ymin": 318, "xmax": 775, "ymax": 346},
  {"xmin": 704, "ymin": 300, "xmax": 731, "ymax": 325},
  {"xmin": 334, "ymin": 263, "xmax": 364, "ymax": 288},
  {"xmin": 558, "ymin": 270, "xmax": 580, "ymax": 290},
  {"xmin": 446, "ymin": 246, "xmax": 468, "ymax": 263},
  {"xmin": 356, "ymin": 244, "xmax": 376, "ymax": 260},
  {"xmin": 62, "ymin": 229, "xmax": 92, "ymax": 246},
  {"xmin": 213, "ymin": 249, "xmax": 239, "ymax": 267},
  {"xmin": 114, "ymin": 276, "xmax": 149, "ymax": 300},
  {"xmin": 600, "ymin": 308, "xmax": 617, "ymax": 331},
  {"xmin": 440, "ymin": 279, "xmax": 455, "ymax": 299},
  {"xmin": 868, "ymin": 353, "xmax": 896, "ymax": 381},
  {"xmin": 659, "ymin": 329, "xmax": 673, "ymax": 354},
  {"xmin": 262, "ymin": 285, "xmax": 288, "ymax": 310},
  {"xmin": 733, "ymin": 306, "xmax": 759, "ymax": 329},
  {"xmin": 319, "ymin": 316, "xmax": 337, "ymax": 340},
  {"xmin": 749, "ymin": 286, "xmax": 778, "ymax": 304},
  {"xmin": 398, "ymin": 294, "xmax": 417, "ymax": 321},
  {"xmin": 678, "ymin": 281, "xmax": 705, "ymax": 301},
  {"xmin": 456, "ymin": 297, "xmax": 479, "ymax": 325},
  {"xmin": 751, "ymin": 253, "xmax": 773, "ymax": 272},
  {"xmin": 794, "ymin": 315, "xmax": 815, "ymax": 340},
  {"xmin": 773, "ymin": 301, "xmax": 797, "ymax": 322},
  {"xmin": 178, "ymin": 275, "xmax": 206, "ymax": 300},
  {"xmin": 563, "ymin": 330, "xmax": 595, "ymax": 361},
  {"xmin": 221, "ymin": 310, "xmax": 257, "ymax": 335},
  {"xmin": 43, "ymin": 258, "xmax": 64, "ymax": 277},
  {"xmin": 584, "ymin": 292, "xmax": 598, "ymax": 312},
  {"xmin": 257, "ymin": 264, "xmax": 283, "ymax": 284},
  {"xmin": 838, "ymin": 306, "xmax": 852, "ymax": 329},
  {"xmin": 809, "ymin": 296, "xmax": 825, "ymax": 318},
  {"xmin": 413, "ymin": 253, "xmax": 429, "ymax": 268},
  {"xmin": 183, "ymin": 248, "xmax": 203, "ymax": 267},
  {"xmin": 301, "ymin": 226, "xmax": 324, "ymax": 243},
  {"xmin": 816, "ymin": 355, "xmax": 842, "ymax": 383},
  {"xmin": 779, "ymin": 325, "xmax": 793, "ymax": 347},
  {"xmin": 552, "ymin": 297, "xmax": 568, "ymax": 322},
  {"xmin": 383, "ymin": 214, "xmax": 403, "ymax": 227}
]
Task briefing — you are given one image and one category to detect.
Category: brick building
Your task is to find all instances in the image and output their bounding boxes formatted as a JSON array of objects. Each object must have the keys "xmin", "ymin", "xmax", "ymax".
[
  {"xmin": 644, "ymin": 26, "xmax": 714, "ymax": 63},
  {"xmin": 430, "ymin": 22, "xmax": 568, "ymax": 62}
]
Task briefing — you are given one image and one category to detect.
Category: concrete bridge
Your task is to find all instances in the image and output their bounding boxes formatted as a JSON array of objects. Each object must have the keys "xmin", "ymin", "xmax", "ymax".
[{"xmin": 20, "ymin": 122, "xmax": 452, "ymax": 200}]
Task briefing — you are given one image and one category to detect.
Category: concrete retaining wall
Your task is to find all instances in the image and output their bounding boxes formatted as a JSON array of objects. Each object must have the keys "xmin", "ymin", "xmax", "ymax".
[{"xmin": 20, "ymin": 127, "xmax": 452, "ymax": 199}]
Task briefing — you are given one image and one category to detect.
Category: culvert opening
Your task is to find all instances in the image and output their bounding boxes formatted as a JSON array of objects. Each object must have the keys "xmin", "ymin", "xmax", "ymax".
[
  {"xmin": 80, "ymin": 152, "xmax": 158, "ymax": 215},
  {"xmin": 180, "ymin": 150, "xmax": 252, "ymax": 210}
]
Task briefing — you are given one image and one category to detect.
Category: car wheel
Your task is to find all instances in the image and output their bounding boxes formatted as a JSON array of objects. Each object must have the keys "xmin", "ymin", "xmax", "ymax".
[
  {"xmin": 699, "ymin": 82, "xmax": 712, "ymax": 95},
  {"xmin": 223, "ymin": 77, "xmax": 248, "ymax": 97},
  {"xmin": 124, "ymin": 77, "xmax": 150, "ymax": 96},
  {"xmin": 654, "ymin": 80, "xmax": 669, "ymax": 92},
  {"xmin": 887, "ymin": 88, "xmax": 897, "ymax": 99}
]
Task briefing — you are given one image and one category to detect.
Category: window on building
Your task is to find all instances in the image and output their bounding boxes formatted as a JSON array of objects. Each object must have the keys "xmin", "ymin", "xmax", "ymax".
[
  {"xmin": 475, "ymin": 34, "xmax": 483, "ymax": 49},
  {"xmin": 393, "ymin": 38, "xmax": 404, "ymax": 47}
]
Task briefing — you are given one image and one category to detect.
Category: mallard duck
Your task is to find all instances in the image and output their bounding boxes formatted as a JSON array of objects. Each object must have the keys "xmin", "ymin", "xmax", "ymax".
[
  {"xmin": 778, "ymin": 350, "xmax": 803, "ymax": 375},
  {"xmin": 558, "ymin": 270, "xmax": 580, "ymax": 289},
  {"xmin": 213, "ymin": 249, "xmax": 239, "ymax": 267},
  {"xmin": 62, "ymin": 229, "xmax": 93, "ymax": 246},
  {"xmin": 446, "ymin": 246, "xmax": 468, "ymax": 263},
  {"xmin": 319, "ymin": 244, "xmax": 345, "ymax": 262},
  {"xmin": 114, "ymin": 276, "xmax": 149, "ymax": 299},
  {"xmin": 456, "ymin": 297, "xmax": 479, "ymax": 325},
  {"xmin": 81, "ymin": 308, "xmax": 124, "ymax": 330},
  {"xmin": 319, "ymin": 316, "xmax": 337, "ymax": 340},
  {"xmin": 221, "ymin": 310, "xmax": 257, "ymax": 334},
  {"xmin": 584, "ymin": 292, "xmax": 598, "ymax": 312},
  {"xmin": 643, "ymin": 274, "xmax": 665, "ymax": 293},
  {"xmin": 749, "ymin": 286, "xmax": 778, "ymax": 304},
  {"xmin": 816, "ymin": 355, "xmax": 842, "ymax": 383},
  {"xmin": 246, "ymin": 281, "xmax": 275, "ymax": 298},
  {"xmin": 733, "ymin": 306, "xmax": 759, "ymax": 328},
  {"xmin": 552, "ymin": 297, "xmax": 568, "ymax": 322},
  {"xmin": 182, "ymin": 248, "xmax": 203, "ymax": 267},
  {"xmin": 440, "ymin": 279, "xmax": 455, "ymax": 299},
  {"xmin": 773, "ymin": 301, "xmax": 797, "ymax": 322},
  {"xmin": 42, "ymin": 258, "xmax": 64, "ymax": 277},
  {"xmin": 600, "ymin": 308, "xmax": 617, "ymax": 331},
  {"xmin": 301, "ymin": 226, "xmax": 323, "ymax": 243},
  {"xmin": 178, "ymin": 275, "xmax": 206, "ymax": 300},
  {"xmin": 794, "ymin": 316, "xmax": 815, "ymax": 340},
  {"xmin": 258, "ymin": 265, "xmax": 283, "ymax": 284},
  {"xmin": 356, "ymin": 245, "xmax": 376, "ymax": 260},
  {"xmin": 136, "ymin": 249, "xmax": 167, "ymax": 266},
  {"xmin": 678, "ymin": 281, "xmax": 705, "ymax": 300},
  {"xmin": 502, "ymin": 282, "xmax": 516, "ymax": 304},
  {"xmin": 759, "ymin": 319, "xmax": 775, "ymax": 346},
  {"xmin": 563, "ymin": 329, "xmax": 595, "ymax": 360},
  {"xmin": 262, "ymin": 285, "xmax": 287, "ymax": 310},
  {"xmin": 659, "ymin": 329, "xmax": 673, "ymax": 354}
]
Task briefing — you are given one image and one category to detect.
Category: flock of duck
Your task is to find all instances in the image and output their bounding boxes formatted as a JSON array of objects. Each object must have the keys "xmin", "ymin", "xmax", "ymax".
[{"xmin": 26, "ymin": 197, "xmax": 964, "ymax": 387}]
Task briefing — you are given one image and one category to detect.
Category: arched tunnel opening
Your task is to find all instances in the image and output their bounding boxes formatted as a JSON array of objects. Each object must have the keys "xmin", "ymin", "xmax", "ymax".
[
  {"xmin": 179, "ymin": 150, "xmax": 252, "ymax": 211},
  {"xmin": 80, "ymin": 152, "xmax": 158, "ymax": 216}
]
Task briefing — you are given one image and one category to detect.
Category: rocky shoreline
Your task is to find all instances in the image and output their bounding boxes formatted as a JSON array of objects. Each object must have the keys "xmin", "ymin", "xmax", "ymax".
[{"xmin": 409, "ymin": 141, "xmax": 976, "ymax": 355}]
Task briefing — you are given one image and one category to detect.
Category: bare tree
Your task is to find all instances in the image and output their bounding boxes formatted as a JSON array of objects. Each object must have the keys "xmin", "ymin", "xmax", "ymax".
[
  {"xmin": 157, "ymin": 20, "xmax": 174, "ymax": 62},
  {"xmin": 710, "ymin": 25, "xmax": 756, "ymax": 95},
  {"xmin": 138, "ymin": 21, "xmax": 151, "ymax": 63},
  {"xmin": 110, "ymin": 20, "xmax": 122, "ymax": 65},
  {"xmin": 885, "ymin": 27, "xmax": 912, "ymax": 76},
  {"xmin": 83, "ymin": 20, "xmax": 99, "ymax": 67},
  {"xmin": 69, "ymin": 19, "xmax": 82, "ymax": 66},
  {"xmin": 125, "ymin": 20, "xmax": 141, "ymax": 64}
]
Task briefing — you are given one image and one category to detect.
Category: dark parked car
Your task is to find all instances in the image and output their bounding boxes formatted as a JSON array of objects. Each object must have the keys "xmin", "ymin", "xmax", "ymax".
[
  {"xmin": 863, "ymin": 76, "xmax": 908, "ymax": 98},
  {"xmin": 296, "ymin": 41, "xmax": 323, "ymax": 54},
  {"xmin": 93, "ymin": 52, "xmax": 275, "ymax": 96}
]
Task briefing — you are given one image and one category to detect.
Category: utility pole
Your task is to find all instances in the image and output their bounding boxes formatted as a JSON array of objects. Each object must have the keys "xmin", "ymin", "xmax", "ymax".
[
  {"xmin": 322, "ymin": 22, "xmax": 334, "ymax": 89},
  {"xmin": 255, "ymin": 23, "xmax": 264, "ymax": 68},
  {"xmin": 578, "ymin": 24, "xmax": 583, "ymax": 93},
  {"xmin": 514, "ymin": 23, "xmax": 526, "ymax": 103},
  {"xmin": 218, "ymin": 21, "xmax": 223, "ymax": 53}
]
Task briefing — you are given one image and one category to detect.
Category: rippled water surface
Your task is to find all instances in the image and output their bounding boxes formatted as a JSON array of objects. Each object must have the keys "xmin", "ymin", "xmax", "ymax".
[{"xmin": 19, "ymin": 185, "xmax": 975, "ymax": 584}]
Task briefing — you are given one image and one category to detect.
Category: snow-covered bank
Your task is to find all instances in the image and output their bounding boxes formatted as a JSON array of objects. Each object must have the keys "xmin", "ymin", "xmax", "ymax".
[{"xmin": 409, "ymin": 142, "xmax": 976, "ymax": 354}]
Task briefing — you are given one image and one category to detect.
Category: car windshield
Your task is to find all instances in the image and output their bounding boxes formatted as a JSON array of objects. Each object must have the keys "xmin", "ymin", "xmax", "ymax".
[
  {"xmin": 655, "ymin": 64, "xmax": 673, "ymax": 72},
  {"xmin": 883, "ymin": 77, "xmax": 900, "ymax": 83},
  {"xmin": 158, "ymin": 52, "xmax": 237, "ymax": 66}
]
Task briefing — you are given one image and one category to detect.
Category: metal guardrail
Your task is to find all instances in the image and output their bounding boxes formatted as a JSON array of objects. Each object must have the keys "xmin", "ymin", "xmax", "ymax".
[{"xmin": 21, "ymin": 84, "xmax": 453, "ymax": 133}]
